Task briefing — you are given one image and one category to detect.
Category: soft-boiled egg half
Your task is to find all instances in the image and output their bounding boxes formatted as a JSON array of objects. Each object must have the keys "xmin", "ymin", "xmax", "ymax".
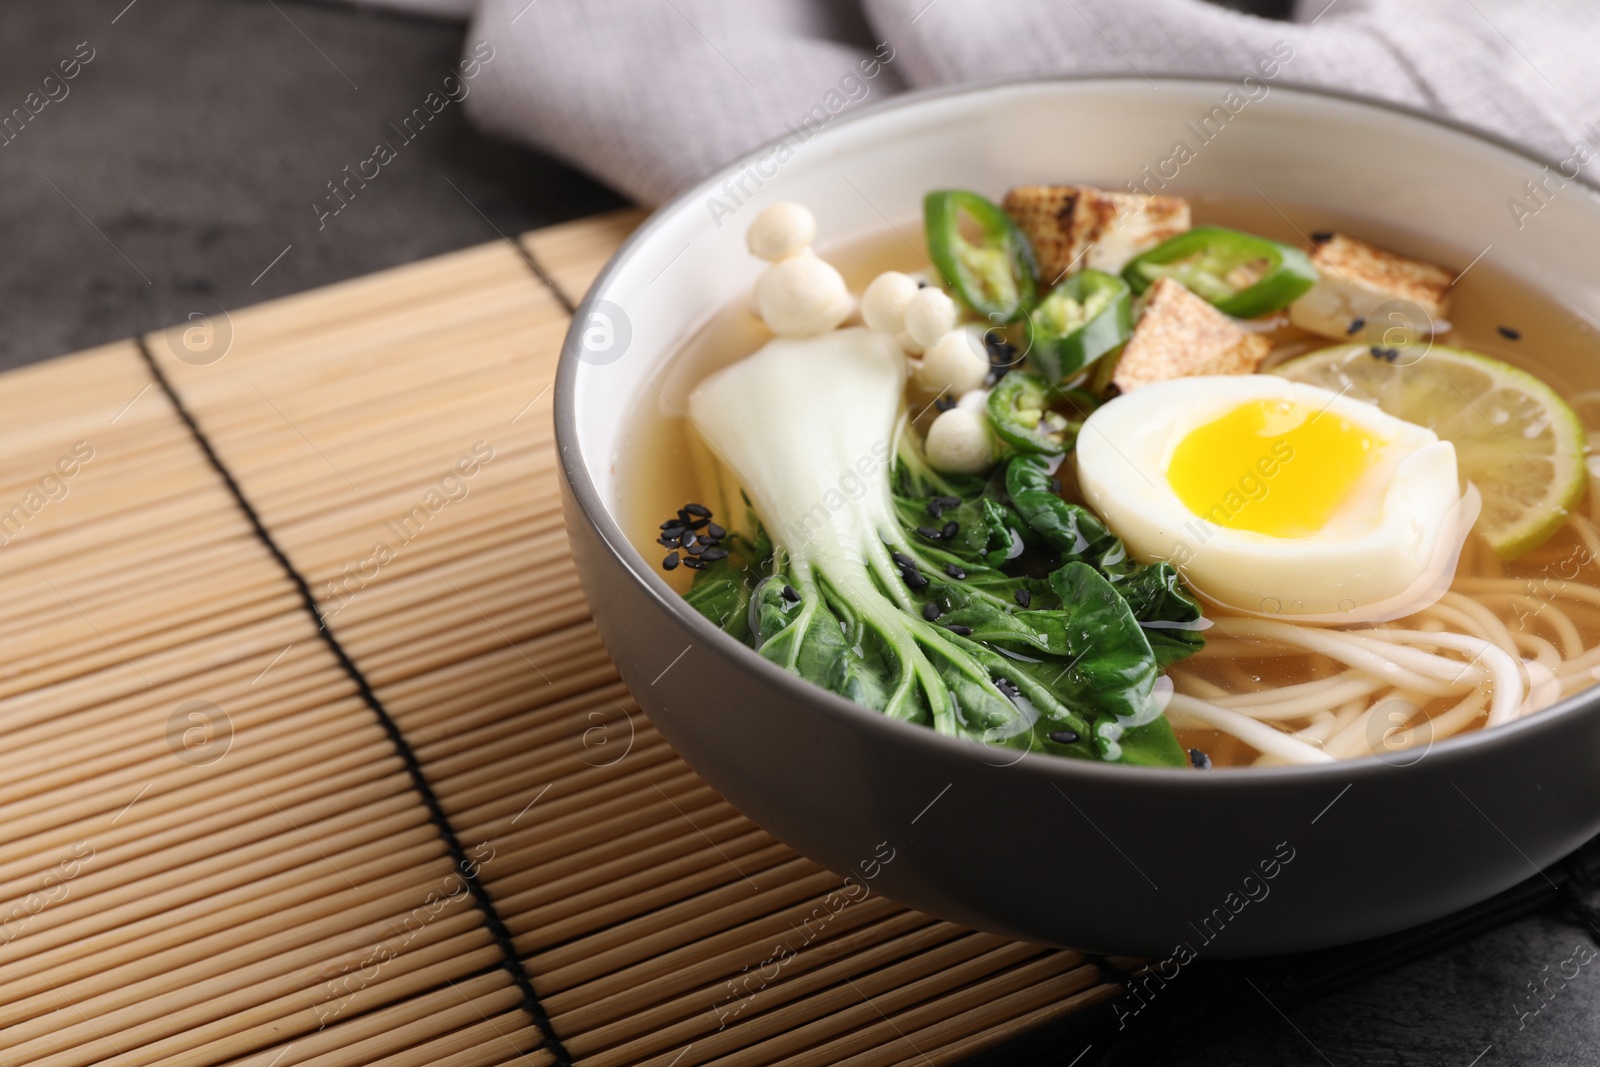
[{"xmin": 1075, "ymin": 375, "xmax": 1479, "ymax": 620}]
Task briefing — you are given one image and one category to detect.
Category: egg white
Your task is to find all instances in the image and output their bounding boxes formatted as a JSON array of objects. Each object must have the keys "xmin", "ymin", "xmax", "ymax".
[{"xmin": 1075, "ymin": 375, "xmax": 1479, "ymax": 621}]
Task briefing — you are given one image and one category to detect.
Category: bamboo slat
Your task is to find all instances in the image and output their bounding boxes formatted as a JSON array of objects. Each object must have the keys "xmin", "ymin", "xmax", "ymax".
[{"xmin": 0, "ymin": 208, "xmax": 1121, "ymax": 1066}]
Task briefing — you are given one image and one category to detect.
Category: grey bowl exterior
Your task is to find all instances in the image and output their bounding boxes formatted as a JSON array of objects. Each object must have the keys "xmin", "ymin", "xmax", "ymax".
[{"xmin": 554, "ymin": 78, "xmax": 1600, "ymax": 957}]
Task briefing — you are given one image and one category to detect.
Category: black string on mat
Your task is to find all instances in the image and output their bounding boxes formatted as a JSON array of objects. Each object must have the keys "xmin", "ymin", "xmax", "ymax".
[{"xmin": 134, "ymin": 337, "xmax": 575, "ymax": 1067}]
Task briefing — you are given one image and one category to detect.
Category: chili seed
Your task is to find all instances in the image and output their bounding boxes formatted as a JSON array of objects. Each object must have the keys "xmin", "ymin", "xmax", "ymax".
[
  {"xmin": 941, "ymin": 521, "xmax": 959, "ymax": 539},
  {"xmin": 947, "ymin": 624, "xmax": 973, "ymax": 636},
  {"xmin": 781, "ymin": 584, "xmax": 800, "ymax": 602},
  {"xmin": 1498, "ymin": 325, "xmax": 1522, "ymax": 340},
  {"xmin": 1189, "ymin": 749, "xmax": 1213, "ymax": 770},
  {"xmin": 663, "ymin": 552, "xmax": 680, "ymax": 570},
  {"xmin": 1014, "ymin": 589, "xmax": 1031, "ymax": 608},
  {"xmin": 944, "ymin": 563, "xmax": 967, "ymax": 580},
  {"xmin": 1048, "ymin": 729, "xmax": 1080, "ymax": 745},
  {"xmin": 922, "ymin": 602, "xmax": 941, "ymax": 621}
]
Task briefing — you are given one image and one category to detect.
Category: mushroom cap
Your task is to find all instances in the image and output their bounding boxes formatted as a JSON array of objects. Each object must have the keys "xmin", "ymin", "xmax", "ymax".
[
  {"xmin": 861, "ymin": 271, "xmax": 921, "ymax": 335},
  {"xmin": 756, "ymin": 251, "xmax": 853, "ymax": 337},
  {"xmin": 904, "ymin": 287, "xmax": 958, "ymax": 348},
  {"xmin": 925, "ymin": 407, "xmax": 994, "ymax": 474},
  {"xmin": 917, "ymin": 328, "xmax": 990, "ymax": 398},
  {"xmin": 747, "ymin": 202, "xmax": 817, "ymax": 262}
]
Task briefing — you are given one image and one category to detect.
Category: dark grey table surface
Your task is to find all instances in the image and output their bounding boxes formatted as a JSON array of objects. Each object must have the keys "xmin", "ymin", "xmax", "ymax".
[{"xmin": 3, "ymin": 2, "xmax": 1597, "ymax": 1064}]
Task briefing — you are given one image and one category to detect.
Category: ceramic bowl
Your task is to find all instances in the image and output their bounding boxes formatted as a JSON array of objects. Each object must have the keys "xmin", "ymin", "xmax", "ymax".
[{"xmin": 555, "ymin": 78, "xmax": 1600, "ymax": 956}]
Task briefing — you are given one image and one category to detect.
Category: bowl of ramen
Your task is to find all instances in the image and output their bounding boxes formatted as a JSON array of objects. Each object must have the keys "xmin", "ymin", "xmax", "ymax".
[{"xmin": 555, "ymin": 78, "xmax": 1600, "ymax": 956}]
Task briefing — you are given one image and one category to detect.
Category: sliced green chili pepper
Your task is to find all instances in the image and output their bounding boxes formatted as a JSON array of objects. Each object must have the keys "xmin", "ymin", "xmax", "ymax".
[
  {"xmin": 924, "ymin": 190, "xmax": 1039, "ymax": 324},
  {"xmin": 1121, "ymin": 225, "xmax": 1317, "ymax": 319},
  {"xmin": 1027, "ymin": 269, "xmax": 1133, "ymax": 384},
  {"xmin": 987, "ymin": 370, "xmax": 1076, "ymax": 456}
]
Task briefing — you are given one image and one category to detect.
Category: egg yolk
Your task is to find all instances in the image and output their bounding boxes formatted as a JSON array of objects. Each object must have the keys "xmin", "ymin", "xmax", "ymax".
[{"xmin": 1166, "ymin": 398, "xmax": 1380, "ymax": 538}]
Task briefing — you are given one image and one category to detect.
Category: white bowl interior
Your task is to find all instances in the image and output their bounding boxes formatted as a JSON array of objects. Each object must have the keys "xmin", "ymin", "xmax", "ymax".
[{"xmin": 570, "ymin": 78, "xmax": 1600, "ymax": 514}]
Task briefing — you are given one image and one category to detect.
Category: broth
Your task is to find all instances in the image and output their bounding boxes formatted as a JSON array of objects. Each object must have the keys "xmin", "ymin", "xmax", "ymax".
[{"xmin": 618, "ymin": 193, "xmax": 1600, "ymax": 766}]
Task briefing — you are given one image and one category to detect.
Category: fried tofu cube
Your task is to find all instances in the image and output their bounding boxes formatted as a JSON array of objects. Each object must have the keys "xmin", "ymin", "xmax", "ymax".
[
  {"xmin": 1288, "ymin": 234, "xmax": 1453, "ymax": 340},
  {"xmin": 1003, "ymin": 185, "xmax": 1190, "ymax": 282},
  {"xmin": 1112, "ymin": 278, "xmax": 1271, "ymax": 393}
]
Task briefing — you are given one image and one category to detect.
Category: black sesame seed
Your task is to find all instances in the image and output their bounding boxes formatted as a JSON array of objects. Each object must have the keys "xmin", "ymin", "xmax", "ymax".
[
  {"xmin": 994, "ymin": 677, "xmax": 1022, "ymax": 701},
  {"xmin": 904, "ymin": 571, "xmax": 929, "ymax": 591},
  {"xmin": 933, "ymin": 396, "xmax": 957, "ymax": 413},
  {"xmin": 1189, "ymin": 748, "xmax": 1213, "ymax": 770},
  {"xmin": 700, "ymin": 547, "xmax": 729, "ymax": 561},
  {"xmin": 684, "ymin": 503, "xmax": 711, "ymax": 517},
  {"xmin": 682, "ymin": 533, "xmax": 700, "ymax": 550},
  {"xmin": 1370, "ymin": 345, "xmax": 1400, "ymax": 363},
  {"xmin": 941, "ymin": 521, "xmax": 959, "ymax": 539},
  {"xmin": 1311, "ymin": 231, "xmax": 1333, "ymax": 243},
  {"xmin": 781, "ymin": 584, "xmax": 800, "ymax": 602},
  {"xmin": 659, "ymin": 519, "xmax": 684, "ymax": 531},
  {"xmin": 1498, "ymin": 325, "xmax": 1522, "ymax": 340},
  {"xmin": 1048, "ymin": 477, "xmax": 1063, "ymax": 495},
  {"xmin": 1346, "ymin": 317, "xmax": 1366, "ymax": 335},
  {"xmin": 983, "ymin": 333, "xmax": 1019, "ymax": 367},
  {"xmin": 891, "ymin": 551, "xmax": 917, "ymax": 570},
  {"xmin": 917, "ymin": 525, "xmax": 943, "ymax": 540},
  {"xmin": 686, "ymin": 518, "xmax": 709, "ymax": 531},
  {"xmin": 944, "ymin": 563, "xmax": 967, "ymax": 580},
  {"xmin": 657, "ymin": 534, "xmax": 680, "ymax": 548},
  {"xmin": 663, "ymin": 552, "xmax": 680, "ymax": 570},
  {"xmin": 1048, "ymin": 729, "xmax": 1080, "ymax": 745},
  {"xmin": 947, "ymin": 624, "xmax": 973, "ymax": 636},
  {"xmin": 706, "ymin": 522, "xmax": 726, "ymax": 540},
  {"xmin": 1014, "ymin": 588, "xmax": 1032, "ymax": 608},
  {"xmin": 917, "ymin": 279, "xmax": 930, "ymax": 288},
  {"xmin": 922, "ymin": 602, "xmax": 942, "ymax": 621},
  {"xmin": 682, "ymin": 556, "xmax": 706, "ymax": 570}
]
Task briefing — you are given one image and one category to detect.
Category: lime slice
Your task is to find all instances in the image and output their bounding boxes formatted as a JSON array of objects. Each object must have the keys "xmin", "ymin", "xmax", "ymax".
[{"xmin": 1272, "ymin": 344, "xmax": 1586, "ymax": 560}]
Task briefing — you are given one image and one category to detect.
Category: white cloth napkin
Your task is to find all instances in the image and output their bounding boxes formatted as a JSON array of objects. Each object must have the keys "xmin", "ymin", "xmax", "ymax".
[{"xmin": 334, "ymin": 0, "xmax": 1600, "ymax": 204}]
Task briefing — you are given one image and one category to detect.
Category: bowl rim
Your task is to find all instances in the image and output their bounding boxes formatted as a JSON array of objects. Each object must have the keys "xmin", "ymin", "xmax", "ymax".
[{"xmin": 554, "ymin": 73, "xmax": 1600, "ymax": 784}]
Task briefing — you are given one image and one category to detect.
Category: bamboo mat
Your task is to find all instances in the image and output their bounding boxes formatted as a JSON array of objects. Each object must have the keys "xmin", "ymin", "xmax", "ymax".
[{"xmin": 0, "ymin": 210, "xmax": 1128, "ymax": 1067}]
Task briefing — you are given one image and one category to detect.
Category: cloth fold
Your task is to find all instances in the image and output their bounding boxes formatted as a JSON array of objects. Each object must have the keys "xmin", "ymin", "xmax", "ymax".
[{"xmin": 331, "ymin": 0, "xmax": 1600, "ymax": 204}]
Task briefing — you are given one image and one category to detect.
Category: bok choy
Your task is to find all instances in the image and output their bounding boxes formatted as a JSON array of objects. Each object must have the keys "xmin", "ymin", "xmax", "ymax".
[{"xmin": 683, "ymin": 327, "xmax": 1204, "ymax": 766}]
